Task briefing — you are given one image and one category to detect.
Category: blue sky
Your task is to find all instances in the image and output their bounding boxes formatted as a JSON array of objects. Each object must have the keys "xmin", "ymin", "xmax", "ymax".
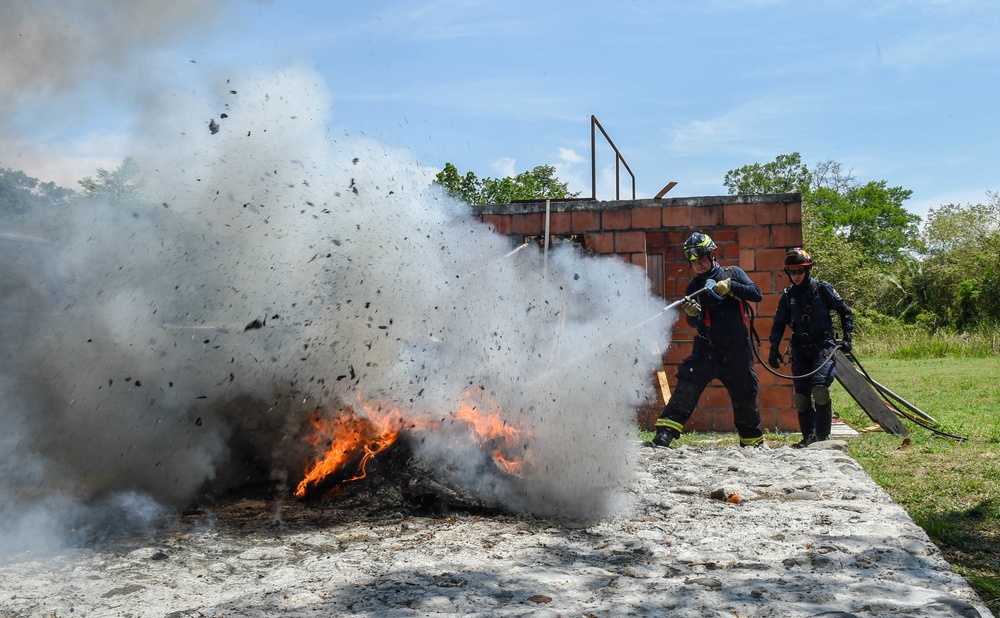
[{"xmin": 2, "ymin": 0, "xmax": 997, "ymax": 218}]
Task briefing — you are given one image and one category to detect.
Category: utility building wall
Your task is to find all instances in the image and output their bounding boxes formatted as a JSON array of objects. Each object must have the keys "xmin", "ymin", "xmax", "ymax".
[{"xmin": 472, "ymin": 194, "xmax": 803, "ymax": 433}]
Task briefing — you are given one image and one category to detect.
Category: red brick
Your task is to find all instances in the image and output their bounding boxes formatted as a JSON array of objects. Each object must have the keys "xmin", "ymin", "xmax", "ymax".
[
  {"xmin": 758, "ymin": 408, "xmax": 779, "ymax": 431},
  {"xmin": 615, "ymin": 231, "xmax": 646, "ymax": 253},
  {"xmin": 758, "ymin": 294, "xmax": 781, "ymax": 317},
  {"xmin": 511, "ymin": 213, "xmax": 543, "ymax": 234},
  {"xmin": 692, "ymin": 205, "xmax": 724, "ymax": 227},
  {"xmin": 684, "ymin": 411, "xmax": 714, "ymax": 432},
  {"xmin": 755, "ymin": 202, "xmax": 786, "ymax": 225},
  {"xmin": 663, "ymin": 205, "xmax": 694, "ymax": 227},
  {"xmin": 548, "ymin": 211, "xmax": 571, "ymax": 233},
  {"xmin": 586, "ymin": 232, "xmax": 614, "ymax": 254},
  {"xmin": 572, "ymin": 210, "xmax": 600, "ymax": 232},
  {"xmin": 662, "ymin": 278, "xmax": 683, "ymax": 297},
  {"xmin": 786, "ymin": 202, "xmax": 803, "ymax": 224},
  {"xmin": 757, "ymin": 248, "xmax": 788, "ymax": 271},
  {"xmin": 776, "ymin": 407, "xmax": 800, "ymax": 432},
  {"xmin": 667, "ymin": 230, "xmax": 693, "ymax": 244},
  {"xmin": 739, "ymin": 248, "xmax": 756, "ymax": 271},
  {"xmin": 712, "ymin": 228, "xmax": 737, "ymax": 242},
  {"xmin": 706, "ymin": 411, "xmax": 737, "ymax": 432},
  {"xmin": 700, "ymin": 387, "xmax": 731, "ymax": 408},
  {"xmin": 481, "ymin": 214, "xmax": 512, "ymax": 234},
  {"xmin": 760, "ymin": 385, "xmax": 790, "ymax": 409},
  {"xmin": 663, "ymin": 342, "xmax": 691, "ymax": 365},
  {"xmin": 721, "ymin": 242, "xmax": 741, "ymax": 260},
  {"xmin": 646, "ymin": 231, "xmax": 667, "ymax": 246},
  {"xmin": 757, "ymin": 366, "xmax": 782, "ymax": 387},
  {"xmin": 747, "ymin": 270, "xmax": 771, "ymax": 293},
  {"xmin": 755, "ymin": 316, "xmax": 775, "ymax": 336},
  {"xmin": 636, "ymin": 406, "xmax": 659, "ymax": 431},
  {"xmin": 772, "ymin": 224, "xmax": 802, "ymax": 247},
  {"xmin": 631, "ymin": 253, "xmax": 647, "ymax": 268},
  {"xmin": 603, "ymin": 209, "xmax": 632, "ymax": 230},
  {"xmin": 738, "ymin": 226, "xmax": 770, "ymax": 247},
  {"xmin": 667, "ymin": 262, "xmax": 690, "ymax": 278},
  {"xmin": 632, "ymin": 207, "xmax": 663, "ymax": 229},
  {"xmin": 724, "ymin": 203, "xmax": 755, "ymax": 226}
]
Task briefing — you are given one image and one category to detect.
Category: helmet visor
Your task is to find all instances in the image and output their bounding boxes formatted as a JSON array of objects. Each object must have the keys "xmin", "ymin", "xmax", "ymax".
[{"xmin": 684, "ymin": 246, "xmax": 707, "ymax": 261}]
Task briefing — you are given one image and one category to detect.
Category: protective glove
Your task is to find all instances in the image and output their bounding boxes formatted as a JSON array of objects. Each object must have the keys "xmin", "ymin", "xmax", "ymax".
[
  {"xmin": 838, "ymin": 338, "xmax": 853, "ymax": 353},
  {"xmin": 705, "ymin": 278, "xmax": 731, "ymax": 300},
  {"xmin": 681, "ymin": 298, "xmax": 701, "ymax": 317},
  {"xmin": 768, "ymin": 347, "xmax": 781, "ymax": 369}
]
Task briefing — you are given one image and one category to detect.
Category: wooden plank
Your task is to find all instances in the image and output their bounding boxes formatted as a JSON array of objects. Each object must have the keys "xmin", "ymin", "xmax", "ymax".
[
  {"xmin": 833, "ymin": 350, "xmax": 908, "ymax": 436},
  {"xmin": 657, "ymin": 369, "xmax": 671, "ymax": 404},
  {"xmin": 654, "ymin": 182, "xmax": 677, "ymax": 199}
]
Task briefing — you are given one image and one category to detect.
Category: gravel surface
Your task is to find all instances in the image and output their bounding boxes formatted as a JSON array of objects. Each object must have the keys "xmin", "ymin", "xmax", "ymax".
[{"xmin": 0, "ymin": 440, "xmax": 992, "ymax": 618}]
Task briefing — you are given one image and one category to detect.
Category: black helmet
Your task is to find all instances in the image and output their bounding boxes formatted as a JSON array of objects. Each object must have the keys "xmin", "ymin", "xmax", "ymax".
[
  {"xmin": 784, "ymin": 247, "xmax": 813, "ymax": 268},
  {"xmin": 683, "ymin": 232, "xmax": 717, "ymax": 262}
]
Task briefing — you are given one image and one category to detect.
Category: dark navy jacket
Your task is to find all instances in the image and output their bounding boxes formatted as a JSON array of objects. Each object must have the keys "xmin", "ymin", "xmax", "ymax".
[
  {"xmin": 769, "ymin": 275, "xmax": 854, "ymax": 350},
  {"xmin": 684, "ymin": 264, "xmax": 762, "ymax": 345}
]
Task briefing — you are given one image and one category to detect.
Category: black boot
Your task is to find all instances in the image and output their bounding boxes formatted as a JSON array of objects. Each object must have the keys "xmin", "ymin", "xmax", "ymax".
[
  {"xmin": 652, "ymin": 430, "xmax": 675, "ymax": 448},
  {"xmin": 792, "ymin": 434, "xmax": 818, "ymax": 449}
]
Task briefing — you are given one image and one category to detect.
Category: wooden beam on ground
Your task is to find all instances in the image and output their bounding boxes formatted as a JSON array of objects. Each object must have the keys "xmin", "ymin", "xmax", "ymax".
[{"xmin": 832, "ymin": 350, "xmax": 908, "ymax": 436}]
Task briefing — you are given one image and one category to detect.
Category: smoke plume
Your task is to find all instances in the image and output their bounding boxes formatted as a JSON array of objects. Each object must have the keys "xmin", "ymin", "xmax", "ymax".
[{"xmin": 1, "ymin": 66, "xmax": 671, "ymax": 555}]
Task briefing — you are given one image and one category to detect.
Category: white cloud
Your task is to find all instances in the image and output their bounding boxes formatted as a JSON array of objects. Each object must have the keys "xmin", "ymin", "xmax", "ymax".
[
  {"xmin": 0, "ymin": 132, "xmax": 127, "ymax": 188},
  {"xmin": 490, "ymin": 157, "xmax": 516, "ymax": 177},
  {"xmin": 558, "ymin": 147, "xmax": 584, "ymax": 164}
]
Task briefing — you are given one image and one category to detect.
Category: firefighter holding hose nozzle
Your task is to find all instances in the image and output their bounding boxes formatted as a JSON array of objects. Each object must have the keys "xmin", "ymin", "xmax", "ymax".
[
  {"xmin": 652, "ymin": 232, "xmax": 765, "ymax": 448},
  {"xmin": 768, "ymin": 248, "xmax": 855, "ymax": 448}
]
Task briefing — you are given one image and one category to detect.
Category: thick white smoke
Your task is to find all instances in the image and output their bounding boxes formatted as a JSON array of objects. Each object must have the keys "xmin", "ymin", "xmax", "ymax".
[{"xmin": 0, "ymin": 66, "xmax": 671, "ymax": 555}]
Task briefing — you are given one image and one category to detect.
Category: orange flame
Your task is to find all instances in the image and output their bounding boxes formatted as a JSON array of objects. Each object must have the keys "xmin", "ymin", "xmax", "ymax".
[
  {"xmin": 454, "ymin": 391, "xmax": 528, "ymax": 476},
  {"xmin": 295, "ymin": 390, "xmax": 533, "ymax": 499},
  {"xmin": 293, "ymin": 404, "xmax": 406, "ymax": 498}
]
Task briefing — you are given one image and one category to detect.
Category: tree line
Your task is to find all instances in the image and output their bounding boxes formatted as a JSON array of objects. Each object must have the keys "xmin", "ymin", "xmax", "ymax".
[
  {"xmin": 722, "ymin": 152, "xmax": 999, "ymax": 332},
  {"xmin": 440, "ymin": 156, "xmax": 999, "ymax": 333},
  {"xmin": 4, "ymin": 155, "xmax": 997, "ymax": 332}
]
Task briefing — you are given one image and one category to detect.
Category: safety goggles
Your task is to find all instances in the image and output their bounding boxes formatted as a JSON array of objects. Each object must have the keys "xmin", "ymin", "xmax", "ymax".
[
  {"xmin": 684, "ymin": 248, "xmax": 709, "ymax": 262},
  {"xmin": 785, "ymin": 268, "xmax": 806, "ymax": 276}
]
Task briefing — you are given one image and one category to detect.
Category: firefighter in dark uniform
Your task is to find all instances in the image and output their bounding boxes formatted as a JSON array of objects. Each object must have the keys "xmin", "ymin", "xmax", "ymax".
[
  {"xmin": 652, "ymin": 232, "xmax": 765, "ymax": 448},
  {"xmin": 768, "ymin": 248, "xmax": 855, "ymax": 448}
]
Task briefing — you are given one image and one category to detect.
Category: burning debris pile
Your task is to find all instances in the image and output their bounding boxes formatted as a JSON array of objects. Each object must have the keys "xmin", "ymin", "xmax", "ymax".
[
  {"xmin": 290, "ymin": 389, "xmax": 534, "ymax": 515},
  {"xmin": 0, "ymin": 67, "xmax": 671, "ymax": 556}
]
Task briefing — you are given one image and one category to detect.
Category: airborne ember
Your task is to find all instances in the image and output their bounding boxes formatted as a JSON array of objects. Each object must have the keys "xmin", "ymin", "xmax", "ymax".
[{"xmin": 0, "ymin": 68, "xmax": 669, "ymax": 556}]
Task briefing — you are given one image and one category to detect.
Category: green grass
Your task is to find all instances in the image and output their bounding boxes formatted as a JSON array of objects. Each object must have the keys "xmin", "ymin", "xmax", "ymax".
[
  {"xmin": 640, "ymin": 353, "xmax": 1000, "ymax": 614},
  {"xmin": 833, "ymin": 356, "xmax": 1000, "ymax": 614},
  {"xmin": 855, "ymin": 320, "xmax": 1000, "ymax": 359}
]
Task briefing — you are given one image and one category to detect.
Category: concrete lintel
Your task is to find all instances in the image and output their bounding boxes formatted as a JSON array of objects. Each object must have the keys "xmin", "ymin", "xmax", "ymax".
[{"xmin": 472, "ymin": 193, "xmax": 801, "ymax": 216}]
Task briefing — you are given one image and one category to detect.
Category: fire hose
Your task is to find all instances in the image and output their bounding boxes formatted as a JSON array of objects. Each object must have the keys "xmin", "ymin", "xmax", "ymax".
[{"xmin": 743, "ymin": 303, "xmax": 966, "ymax": 442}]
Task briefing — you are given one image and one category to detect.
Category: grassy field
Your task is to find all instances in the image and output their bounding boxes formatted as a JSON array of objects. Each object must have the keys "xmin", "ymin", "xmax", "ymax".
[
  {"xmin": 642, "ymin": 353, "xmax": 1000, "ymax": 614},
  {"xmin": 832, "ymin": 356, "xmax": 999, "ymax": 614}
]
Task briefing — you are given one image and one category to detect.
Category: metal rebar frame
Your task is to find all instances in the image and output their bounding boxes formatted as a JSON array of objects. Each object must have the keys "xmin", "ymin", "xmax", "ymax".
[{"xmin": 591, "ymin": 115, "xmax": 636, "ymax": 200}]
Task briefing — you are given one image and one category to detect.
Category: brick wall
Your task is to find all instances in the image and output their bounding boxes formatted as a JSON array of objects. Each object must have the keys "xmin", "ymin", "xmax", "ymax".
[{"xmin": 472, "ymin": 194, "xmax": 803, "ymax": 433}]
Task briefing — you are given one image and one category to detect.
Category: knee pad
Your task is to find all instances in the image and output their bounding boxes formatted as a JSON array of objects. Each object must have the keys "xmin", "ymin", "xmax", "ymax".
[
  {"xmin": 792, "ymin": 392, "xmax": 810, "ymax": 413},
  {"xmin": 811, "ymin": 385, "xmax": 830, "ymax": 406}
]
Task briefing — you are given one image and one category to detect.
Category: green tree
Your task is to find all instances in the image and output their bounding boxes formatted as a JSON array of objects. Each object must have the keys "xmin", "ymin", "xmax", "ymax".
[
  {"xmin": 435, "ymin": 163, "xmax": 578, "ymax": 205},
  {"xmin": 725, "ymin": 153, "xmax": 919, "ymax": 266},
  {"xmin": 809, "ymin": 180, "xmax": 919, "ymax": 265},
  {"xmin": 435, "ymin": 162, "xmax": 483, "ymax": 205},
  {"xmin": 78, "ymin": 156, "xmax": 141, "ymax": 207},
  {"xmin": 722, "ymin": 152, "xmax": 811, "ymax": 196},
  {"xmin": 0, "ymin": 167, "xmax": 76, "ymax": 217},
  {"xmin": 910, "ymin": 192, "xmax": 1000, "ymax": 328},
  {"xmin": 0, "ymin": 166, "xmax": 77, "ymax": 236}
]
